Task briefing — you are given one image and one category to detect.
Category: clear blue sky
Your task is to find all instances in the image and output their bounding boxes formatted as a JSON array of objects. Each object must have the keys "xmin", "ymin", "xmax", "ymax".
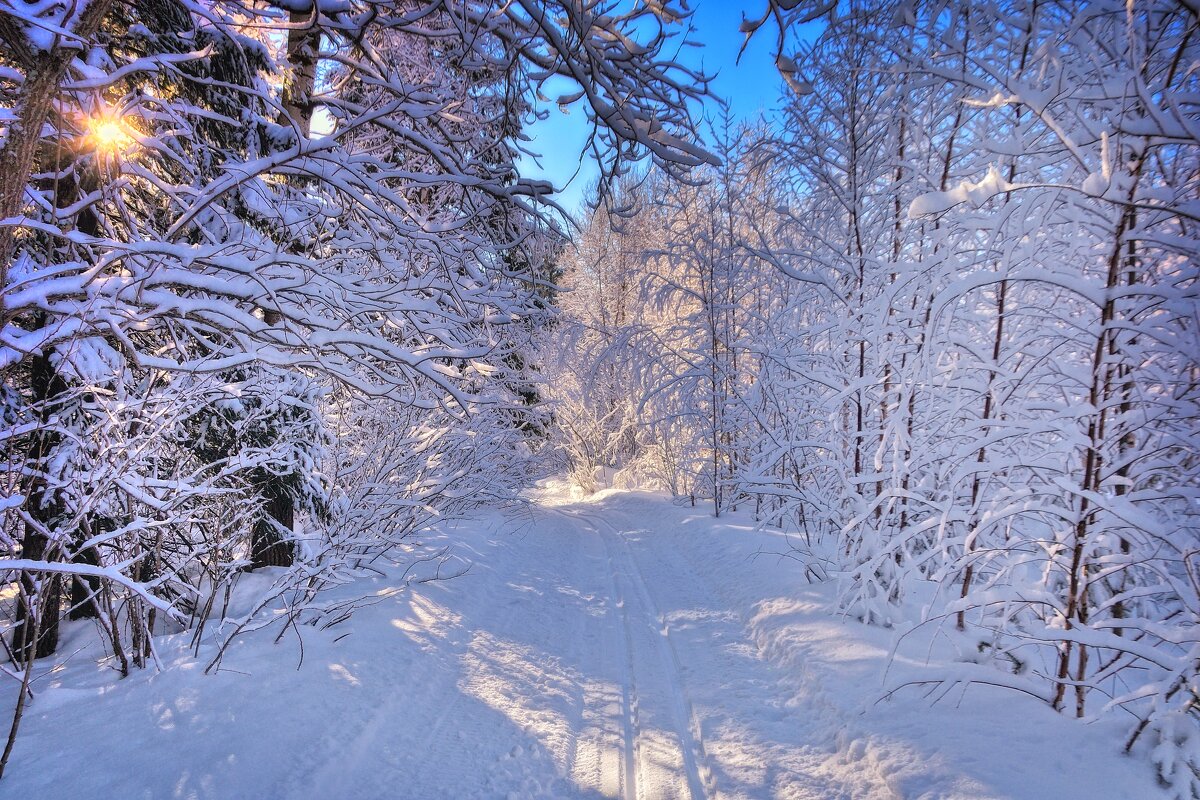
[{"xmin": 517, "ymin": 2, "xmax": 787, "ymax": 215}]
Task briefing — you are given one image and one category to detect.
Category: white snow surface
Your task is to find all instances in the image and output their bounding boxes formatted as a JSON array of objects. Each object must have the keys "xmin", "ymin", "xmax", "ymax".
[{"xmin": 0, "ymin": 483, "xmax": 1166, "ymax": 799}]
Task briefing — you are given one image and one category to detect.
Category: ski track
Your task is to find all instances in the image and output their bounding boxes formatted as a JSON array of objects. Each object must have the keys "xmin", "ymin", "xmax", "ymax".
[
  {"xmin": 575, "ymin": 507, "xmax": 710, "ymax": 800},
  {"xmin": 589, "ymin": 510, "xmax": 642, "ymax": 800}
]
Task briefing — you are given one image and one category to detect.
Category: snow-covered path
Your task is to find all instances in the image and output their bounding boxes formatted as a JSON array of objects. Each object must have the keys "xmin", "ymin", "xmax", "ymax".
[
  {"xmin": 275, "ymin": 491, "xmax": 899, "ymax": 799},
  {"xmin": 1, "ymin": 486, "xmax": 1168, "ymax": 799}
]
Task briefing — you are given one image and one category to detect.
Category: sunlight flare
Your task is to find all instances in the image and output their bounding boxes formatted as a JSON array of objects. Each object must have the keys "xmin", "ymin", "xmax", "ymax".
[{"xmin": 87, "ymin": 114, "xmax": 132, "ymax": 152}]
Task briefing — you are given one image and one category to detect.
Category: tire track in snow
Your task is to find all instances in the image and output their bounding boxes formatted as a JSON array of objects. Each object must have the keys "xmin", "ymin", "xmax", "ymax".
[
  {"xmin": 605, "ymin": 527, "xmax": 643, "ymax": 800},
  {"xmin": 551, "ymin": 507, "xmax": 639, "ymax": 800},
  {"xmin": 615, "ymin": 526, "xmax": 713, "ymax": 799},
  {"xmin": 572, "ymin": 508, "xmax": 710, "ymax": 800}
]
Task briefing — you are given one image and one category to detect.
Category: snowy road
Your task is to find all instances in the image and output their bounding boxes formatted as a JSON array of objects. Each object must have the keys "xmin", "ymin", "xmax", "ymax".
[
  {"xmin": 1, "ymin": 485, "xmax": 1168, "ymax": 799},
  {"xmin": 300, "ymin": 489, "xmax": 888, "ymax": 800}
]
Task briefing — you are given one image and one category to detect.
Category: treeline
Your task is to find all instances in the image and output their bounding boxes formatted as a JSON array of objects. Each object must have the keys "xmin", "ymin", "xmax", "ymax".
[{"xmin": 544, "ymin": 1, "xmax": 1200, "ymax": 793}]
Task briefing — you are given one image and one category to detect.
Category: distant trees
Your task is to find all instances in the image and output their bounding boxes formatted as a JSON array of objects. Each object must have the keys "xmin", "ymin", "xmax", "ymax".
[
  {"xmin": 540, "ymin": 173, "xmax": 649, "ymax": 494},
  {"xmin": 545, "ymin": 125, "xmax": 777, "ymax": 508}
]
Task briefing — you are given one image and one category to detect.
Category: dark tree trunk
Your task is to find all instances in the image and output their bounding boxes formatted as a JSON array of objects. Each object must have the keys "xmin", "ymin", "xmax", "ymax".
[
  {"xmin": 251, "ymin": 490, "xmax": 295, "ymax": 569},
  {"xmin": 12, "ymin": 536, "xmax": 62, "ymax": 663},
  {"xmin": 56, "ymin": 152, "xmax": 106, "ymax": 622},
  {"xmin": 12, "ymin": 347, "xmax": 65, "ymax": 662},
  {"xmin": 68, "ymin": 532, "xmax": 103, "ymax": 620},
  {"xmin": 246, "ymin": 0, "xmax": 312, "ymax": 571}
]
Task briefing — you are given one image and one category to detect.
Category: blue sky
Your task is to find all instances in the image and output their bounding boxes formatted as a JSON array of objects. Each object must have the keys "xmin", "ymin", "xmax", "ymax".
[{"xmin": 518, "ymin": 2, "xmax": 787, "ymax": 215}]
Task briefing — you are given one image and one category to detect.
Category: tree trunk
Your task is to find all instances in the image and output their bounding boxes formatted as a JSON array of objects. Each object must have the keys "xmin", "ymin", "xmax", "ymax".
[
  {"xmin": 244, "ymin": 1, "xmax": 317, "ymax": 569},
  {"xmin": 12, "ymin": 345, "xmax": 65, "ymax": 662},
  {"xmin": 251, "ymin": 489, "xmax": 296, "ymax": 569},
  {"xmin": 279, "ymin": 4, "xmax": 319, "ymax": 141},
  {"xmin": 67, "ymin": 538, "xmax": 102, "ymax": 621}
]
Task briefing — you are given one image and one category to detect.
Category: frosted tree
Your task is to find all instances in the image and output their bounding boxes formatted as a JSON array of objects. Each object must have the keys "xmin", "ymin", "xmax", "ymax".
[
  {"xmin": 0, "ymin": 0, "xmax": 716, "ymax": 773},
  {"xmin": 541, "ymin": 174, "xmax": 659, "ymax": 493},
  {"xmin": 640, "ymin": 119, "xmax": 772, "ymax": 513},
  {"xmin": 903, "ymin": 3, "xmax": 1200, "ymax": 790},
  {"xmin": 759, "ymin": 0, "xmax": 1200, "ymax": 791}
]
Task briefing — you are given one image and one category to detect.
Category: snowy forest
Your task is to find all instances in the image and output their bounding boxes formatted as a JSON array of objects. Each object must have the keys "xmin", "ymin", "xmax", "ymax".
[{"xmin": 0, "ymin": 0, "xmax": 1198, "ymax": 797}]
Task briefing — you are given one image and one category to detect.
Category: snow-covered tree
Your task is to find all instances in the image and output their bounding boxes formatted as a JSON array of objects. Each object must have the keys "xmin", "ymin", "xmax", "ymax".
[
  {"xmin": 0, "ymin": 0, "xmax": 716, "ymax": 773},
  {"xmin": 754, "ymin": 1, "xmax": 1200, "ymax": 791}
]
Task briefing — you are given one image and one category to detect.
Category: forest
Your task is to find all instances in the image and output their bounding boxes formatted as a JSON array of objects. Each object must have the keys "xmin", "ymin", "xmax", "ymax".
[{"xmin": 0, "ymin": 0, "xmax": 1197, "ymax": 797}]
